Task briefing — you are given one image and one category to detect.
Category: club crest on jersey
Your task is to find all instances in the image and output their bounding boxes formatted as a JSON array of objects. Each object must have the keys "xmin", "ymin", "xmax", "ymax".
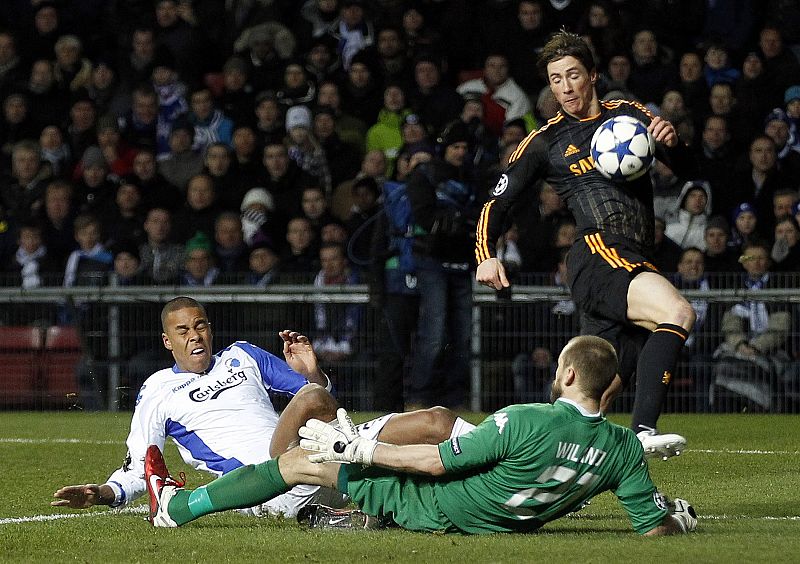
[
  {"xmin": 493, "ymin": 412, "xmax": 508, "ymax": 434},
  {"xmin": 225, "ymin": 357, "xmax": 242, "ymax": 372},
  {"xmin": 492, "ymin": 174, "xmax": 509, "ymax": 196},
  {"xmin": 189, "ymin": 371, "xmax": 247, "ymax": 402}
]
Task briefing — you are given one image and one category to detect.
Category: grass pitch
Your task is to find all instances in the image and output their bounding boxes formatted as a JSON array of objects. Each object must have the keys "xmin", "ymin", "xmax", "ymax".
[{"xmin": 1, "ymin": 411, "xmax": 798, "ymax": 563}]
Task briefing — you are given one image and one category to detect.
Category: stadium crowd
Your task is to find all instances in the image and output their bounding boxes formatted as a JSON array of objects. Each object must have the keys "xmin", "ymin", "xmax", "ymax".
[{"xmin": 0, "ymin": 0, "xmax": 799, "ymax": 411}]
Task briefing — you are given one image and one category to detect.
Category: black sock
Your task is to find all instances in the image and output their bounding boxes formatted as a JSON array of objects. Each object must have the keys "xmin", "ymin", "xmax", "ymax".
[{"xmin": 631, "ymin": 323, "xmax": 688, "ymax": 432}]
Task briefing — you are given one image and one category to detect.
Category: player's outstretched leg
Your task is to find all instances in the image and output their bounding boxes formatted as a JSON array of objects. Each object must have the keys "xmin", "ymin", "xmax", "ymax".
[
  {"xmin": 627, "ymin": 272, "xmax": 695, "ymax": 460},
  {"xmin": 145, "ymin": 445, "xmax": 290, "ymax": 527}
]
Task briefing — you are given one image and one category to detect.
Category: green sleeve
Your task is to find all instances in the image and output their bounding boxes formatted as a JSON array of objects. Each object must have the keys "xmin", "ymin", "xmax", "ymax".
[
  {"xmin": 438, "ymin": 411, "xmax": 509, "ymax": 473},
  {"xmin": 613, "ymin": 435, "xmax": 669, "ymax": 534}
]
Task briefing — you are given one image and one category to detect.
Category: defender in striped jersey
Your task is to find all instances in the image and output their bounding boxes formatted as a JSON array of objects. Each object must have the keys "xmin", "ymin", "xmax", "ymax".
[
  {"xmin": 145, "ymin": 336, "xmax": 697, "ymax": 535},
  {"xmin": 475, "ymin": 31, "xmax": 697, "ymax": 459}
]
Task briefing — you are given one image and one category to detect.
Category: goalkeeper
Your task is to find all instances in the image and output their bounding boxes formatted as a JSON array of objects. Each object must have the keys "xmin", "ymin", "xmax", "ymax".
[{"xmin": 144, "ymin": 335, "xmax": 697, "ymax": 535}]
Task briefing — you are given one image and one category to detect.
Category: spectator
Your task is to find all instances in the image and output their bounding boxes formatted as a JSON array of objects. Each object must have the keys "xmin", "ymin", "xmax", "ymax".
[
  {"xmin": 300, "ymin": 185, "xmax": 335, "ymax": 236},
  {"xmin": 504, "ymin": 1, "xmax": 550, "ymax": 97},
  {"xmin": 343, "ymin": 176, "xmax": 381, "ymax": 263},
  {"xmin": 365, "ymin": 83, "xmax": 409, "ymax": 175},
  {"xmin": 703, "ymin": 215, "xmax": 740, "ymax": 276},
  {"xmin": 337, "ymin": 49, "xmax": 383, "ymax": 127},
  {"xmin": 138, "ymin": 207, "xmax": 183, "ymax": 284},
  {"xmin": 53, "ymin": 35, "xmax": 92, "ymax": 93},
  {"xmin": 84, "ymin": 60, "xmax": 130, "ymax": 120},
  {"xmin": 763, "ymin": 108, "xmax": 800, "ymax": 180},
  {"xmin": 652, "ymin": 216, "xmax": 683, "ymax": 274},
  {"xmin": 73, "ymin": 145, "xmax": 116, "ymax": 216},
  {"xmin": 245, "ymin": 240, "xmax": 281, "ymax": 287},
  {"xmin": 313, "ymin": 105, "xmax": 363, "ymax": 189},
  {"xmin": 36, "ymin": 180, "xmax": 77, "ymax": 269},
  {"xmin": 677, "ymin": 51, "xmax": 709, "ymax": 119},
  {"xmin": 457, "ymin": 52, "xmax": 532, "ymax": 138},
  {"xmin": 331, "ymin": 148, "xmax": 386, "ymax": 221},
  {"xmin": 312, "ymin": 242, "xmax": 362, "ymax": 362},
  {"xmin": 240, "ymin": 187, "xmax": 279, "ymax": 248},
  {"xmin": 785, "ymin": 85, "xmax": 800, "ymax": 149},
  {"xmin": 172, "ymin": 173, "xmax": 221, "ymax": 244},
  {"xmin": 728, "ymin": 202, "xmax": 760, "ymax": 254},
  {"xmin": 399, "ymin": 3, "xmax": 440, "ymax": 62},
  {"xmin": 325, "ymin": 0, "xmax": 375, "ymax": 71},
  {"xmin": 757, "ymin": 26, "xmax": 800, "ymax": 110},
  {"xmin": 706, "ymin": 82, "xmax": 748, "ymax": 151},
  {"xmin": 665, "ymin": 180, "xmax": 712, "ymax": 251},
  {"xmin": 0, "ymin": 32, "xmax": 25, "ymax": 100},
  {"xmin": 5, "ymin": 220, "xmax": 63, "ymax": 288},
  {"xmin": 276, "ymin": 59, "xmax": 316, "ymax": 108},
  {"xmin": 728, "ymin": 136, "xmax": 788, "ymax": 230},
  {"xmin": 24, "ymin": 60, "xmax": 67, "ymax": 131},
  {"xmin": 406, "ymin": 120, "xmax": 480, "ymax": 409},
  {"xmin": 669, "ymin": 247, "xmax": 716, "ymax": 410},
  {"xmin": 771, "ymin": 217, "xmax": 800, "ymax": 272},
  {"xmin": 118, "ymin": 27, "xmax": 157, "ymax": 92},
  {"xmin": 702, "ymin": 42, "xmax": 740, "ymax": 88},
  {"xmin": 213, "ymin": 211, "xmax": 249, "ymax": 276},
  {"xmin": 735, "ymin": 51, "xmax": 772, "ymax": 144},
  {"xmin": 118, "ymin": 86, "xmax": 158, "ymax": 153},
  {"xmin": 303, "ymin": 35, "xmax": 340, "ymax": 86},
  {"xmin": 285, "ymin": 105, "xmax": 332, "ymax": 195},
  {"xmin": 297, "ymin": 0, "xmax": 340, "ymax": 52},
  {"xmin": 188, "ymin": 88, "xmax": 234, "ymax": 154},
  {"xmin": 153, "ymin": 0, "xmax": 209, "ymax": 85},
  {"xmin": 372, "ymin": 26, "xmax": 410, "ymax": 86},
  {"xmin": 203, "ymin": 142, "xmax": 247, "ymax": 212},
  {"xmin": 773, "ymin": 189, "xmax": 799, "ymax": 224},
  {"xmin": 150, "ymin": 47, "xmax": 189, "ymax": 159},
  {"xmin": 230, "ymin": 125, "xmax": 262, "ymax": 186},
  {"xmin": 66, "ymin": 95, "xmax": 98, "ymax": 162},
  {"xmin": 696, "ymin": 115, "xmax": 736, "ymax": 216},
  {"xmin": 714, "ymin": 239, "xmax": 791, "ymax": 410},
  {"xmin": 158, "ymin": 118, "xmax": 203, "ymax": 191},
  {"xmin": 628, "ymin": 29, "xmax": 678, "ymax": 105},
  {"xmin": 315, "ymin": 79, "xmax": 368, "ymax": 148},
  {"xmin": 38, "ymin": 125, "xmax": 72, "ymax": 178},
  {"xmin": 407, "ymin": 54, "xmax": 463, "ymax": 133},
  {"xmin": 0, "ymin": 140, "xmax": 50, "ymax": 220},
  {"xmin": 0, "ymin": 94, "xmax": 40, "ymax": 168},
  {"xmin": 280, "ymin": 216, "xmax": 319, "ymax": 279},
  {"xmin": 179, "ymin": 231, "xmax": 220, "ymax": 287},
  {"xmin": 95, "ymin": 115, "xmax": 137, "ymax": 179},
  {"xmin": 129, "ymin": 148, "xmax": 183, "ymax": 212},
  {"xmin": 218, "ymin": 56, "xmax": 255, "ymax": 127},
  {"xmin": 234, "ymin": 23, "xmax": 293, "ymax": 95},
  {"xmin": 259, "ymin": 141, "xmax": 306, "ymax": 228},
  {"xmin": 63, "ymin": 213, "xmax": 113, "ymax": 287},
  {"xmin": 253, "ymin": 90, "xmax": 285, "ymax": 148},
  {"xmin": 103, "ymin": 182, "xmax": 145, "ymax": 248},
  {"xmin": 110, "ymin": 240, "xmax": 152, "ymax": 286},
  {"xmin": 517, "ymin": 181, "xmax": 572, "ymax": 273}
]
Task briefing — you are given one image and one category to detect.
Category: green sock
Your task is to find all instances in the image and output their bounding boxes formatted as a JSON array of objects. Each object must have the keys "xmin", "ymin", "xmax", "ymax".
[{"xmin": 167, "ymin": 458, "xmax": 289, "ymax": 526}]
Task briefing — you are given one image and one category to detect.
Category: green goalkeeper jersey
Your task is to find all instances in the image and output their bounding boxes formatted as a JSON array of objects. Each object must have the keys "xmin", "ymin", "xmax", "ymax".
[{"xmin": 435, "ymin": 399, "xmax": 668, "ymax": 534}]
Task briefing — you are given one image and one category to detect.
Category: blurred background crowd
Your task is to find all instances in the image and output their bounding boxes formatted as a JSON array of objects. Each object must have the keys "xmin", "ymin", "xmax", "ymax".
[{"xmin": 1, "ymin": 0, "xmax": 800, "ymax": 411}]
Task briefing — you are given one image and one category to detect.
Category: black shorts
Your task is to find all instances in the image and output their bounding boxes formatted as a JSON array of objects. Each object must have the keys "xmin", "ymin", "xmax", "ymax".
[{"xmin": 567, "ymin": 232, "xmax": 660, "ymax": 383}]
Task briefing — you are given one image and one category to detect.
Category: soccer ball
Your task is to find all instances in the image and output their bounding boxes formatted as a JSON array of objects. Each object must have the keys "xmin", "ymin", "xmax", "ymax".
[{"xmin": 590, "ymin": 115, "xmax": 656, "ymax": 181}]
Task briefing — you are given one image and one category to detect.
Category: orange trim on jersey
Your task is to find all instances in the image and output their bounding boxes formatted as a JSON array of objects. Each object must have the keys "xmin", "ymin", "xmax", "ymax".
[
  {"xmin": 508, "ymin": 114, "xmax": 564, "ymax": 164},
  {"xmin": 475, "ymin": 200, "xmax": 495, "ymax": 263},
  {"xmin": 654, "ymin": 327, "xmax": 688, "ymax": 341},
  {"xmin": 600, "ymin": 99, "xmax": 654, "ymax": 119}
]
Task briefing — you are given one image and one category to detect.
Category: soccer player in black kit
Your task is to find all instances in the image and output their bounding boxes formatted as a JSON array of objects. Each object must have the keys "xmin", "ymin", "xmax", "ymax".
[{"xmin": 475, "ymin": 31, "xmax": 696, "ymax": 459}]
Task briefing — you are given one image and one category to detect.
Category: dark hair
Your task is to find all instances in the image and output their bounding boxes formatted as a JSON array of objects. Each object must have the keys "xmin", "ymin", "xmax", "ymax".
[
  {"xmin": 161, "ymin": 296, "xmax": 207, "ymax": 332},
  {"xmin": 560, "ymin": 335, "xmax": 618, "ymax": 399},
  {"xmin": 538, "ymin": 30, "xmax": 596, "ymax": 78}
]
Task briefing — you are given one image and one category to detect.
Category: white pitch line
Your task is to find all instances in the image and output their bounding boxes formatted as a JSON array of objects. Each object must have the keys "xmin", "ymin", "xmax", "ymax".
[
  {"xmin": 690, "ymin": 449, "xmax": 800, "ymax": 455},
  {"xmin": 0, "ymin": 438, "xmax": 124, "ymax": 445},
  {"xmin": 0, "ymin": 506, "xmax": 147, "ymax": 525}
]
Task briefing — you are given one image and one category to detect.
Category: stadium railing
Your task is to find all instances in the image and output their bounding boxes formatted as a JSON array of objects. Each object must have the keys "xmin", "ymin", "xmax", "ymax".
[{"xmin": 0, "ymin": 283, "xmax": 798, "ymax": 414}]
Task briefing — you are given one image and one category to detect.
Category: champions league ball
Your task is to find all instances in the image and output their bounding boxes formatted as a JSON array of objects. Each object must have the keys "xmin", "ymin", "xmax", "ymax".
[{"xmin": 590, "ymin": 115, "xmax": 656, "ymax": 181}]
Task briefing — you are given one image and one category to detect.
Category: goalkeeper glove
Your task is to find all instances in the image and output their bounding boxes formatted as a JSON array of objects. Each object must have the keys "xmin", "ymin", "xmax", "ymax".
[
  {"xmin": 669, "ymin": 498, "xmax": 698, "ymax": 533},
  {"xmin": 299, "ymin": 408, "xmax": 378, "ymax": 465}
]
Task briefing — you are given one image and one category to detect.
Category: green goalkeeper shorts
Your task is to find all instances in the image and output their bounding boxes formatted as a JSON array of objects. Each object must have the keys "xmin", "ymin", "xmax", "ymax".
[{"xmin": 338, "ymin": 465, "xmax": 459, "ymax": 533}]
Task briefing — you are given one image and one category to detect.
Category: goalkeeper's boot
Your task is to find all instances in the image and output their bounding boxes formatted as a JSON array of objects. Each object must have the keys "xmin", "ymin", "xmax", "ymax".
[
  {"xmin": 145, "ymin": 444, "xmax": 185, "ymax": 527},
  {"xmin": 636, "ymin": 428, "xmax": 686, "ymax": 461},
  {"xmin": 297, "ymin": 504, "xmax": 384, "ymax": 530}
]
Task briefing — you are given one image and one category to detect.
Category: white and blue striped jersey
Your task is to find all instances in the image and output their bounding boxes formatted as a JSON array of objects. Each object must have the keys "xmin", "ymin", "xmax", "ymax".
[{"xmin": 105, "ymin": 341, "xmax": 326, "ymax": 516}]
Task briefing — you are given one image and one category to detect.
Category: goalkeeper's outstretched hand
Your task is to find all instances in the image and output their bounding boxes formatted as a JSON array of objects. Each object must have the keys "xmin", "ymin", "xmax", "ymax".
[{"xmin": 299, "ymin": 408, "xmax": 377, "ymax": 465}]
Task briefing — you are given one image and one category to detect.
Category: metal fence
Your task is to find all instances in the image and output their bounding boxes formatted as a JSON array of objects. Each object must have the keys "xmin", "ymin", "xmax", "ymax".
[{"xmin": 0, "ymin": 283, "xmax": 798, "ymax": 414}]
